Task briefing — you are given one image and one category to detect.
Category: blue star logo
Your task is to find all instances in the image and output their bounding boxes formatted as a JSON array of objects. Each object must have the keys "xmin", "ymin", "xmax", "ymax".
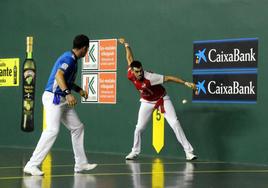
[
  {"xmin": 195, "ymin": 48, "xmax": 207, "ymax": 64},
  {"xmin": 196, "ymin": 80, "xmax": 206, "ymax": 95}
]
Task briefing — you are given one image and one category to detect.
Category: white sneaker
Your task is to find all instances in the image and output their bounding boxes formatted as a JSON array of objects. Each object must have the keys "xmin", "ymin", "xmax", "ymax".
[
  {"xmin": 185, "ymin": 152, "xmax": 197, "ymax": 161},
  {"xmin": 23, "ymin": 165, "xmax": 44, "ymax": 176},
  {"xmin": 125, "ymin": 152, "xmax": 139, "ymax": 160},
  {"xmin": 74, "ymin": 163, "xmax": 97, "ymax": 173}
]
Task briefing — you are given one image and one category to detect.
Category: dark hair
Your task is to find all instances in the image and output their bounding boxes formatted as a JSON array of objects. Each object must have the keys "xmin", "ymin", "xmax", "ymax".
[
  {"xmin": 73, "ymin": 34, "xmax": 89, "ymax": 49},
  {"xmin": 130, "ymin": 60, "xmax": 142, "ymax": 69}
]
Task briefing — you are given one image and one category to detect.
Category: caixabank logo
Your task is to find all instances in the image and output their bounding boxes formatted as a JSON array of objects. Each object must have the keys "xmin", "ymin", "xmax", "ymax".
[
  {"xmin": 192, "ymin": 38, "xmax": 258, "ymax": 104},
  {"xmin": 192, "ymin": 74, "xmax": 257, "ymax": 103},
  {"xmin": 196, "ymin": 80, "xmax": 255, "ymax": 95},
  {"xmin": 195, "ymin": 49, "xmax": 207, "ymax": 64},
  {"xmin": 193, "ymin": 38, "xmax": 258, "ymax": 69}
]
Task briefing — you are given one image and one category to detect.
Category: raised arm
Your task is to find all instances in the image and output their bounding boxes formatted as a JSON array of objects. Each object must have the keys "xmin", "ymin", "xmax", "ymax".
[
  {"xmin": 164, "ymin": 75, "xmax": 197, "ymax": 90},
  {"xmin": 118, "ymin": 38, "xmax": 134, "ymax": 66}
]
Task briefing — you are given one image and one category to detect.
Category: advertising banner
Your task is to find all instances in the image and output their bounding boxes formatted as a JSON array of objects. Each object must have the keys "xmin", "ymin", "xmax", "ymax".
[
  {"xmin": 192, "ymin": 38, "xmax": 258, "ymax": 104},
  {"xmin": 82, "ymin": 39, "xmax": 117, "ymax": 71},
  {"xmin": 82, "ymin": 72, "xmax": 116, "ymax": 104},
  {"xmin": 192, "ymin": 73, "xmax": 257, "ymax": 103},
  {"xmin": 0, "ymin": 58, "xmax": 19, "ymax": 87},
  {"xmin": 81, "ymin": 38, "xmax": 117, "ymax": 104},
  {"xmin": 193, "ymin": 38, "xmax": 258, "ymax": 70}
]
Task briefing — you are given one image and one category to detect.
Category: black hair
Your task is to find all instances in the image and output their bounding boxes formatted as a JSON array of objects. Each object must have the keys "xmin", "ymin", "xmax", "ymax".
[
  {"xmin": 73, "ymin": 34, "xmax": 89, "ymax": 49},
  {"xmin": 130, "ymin": 60, "xmax": 142, "ymax": 69}
]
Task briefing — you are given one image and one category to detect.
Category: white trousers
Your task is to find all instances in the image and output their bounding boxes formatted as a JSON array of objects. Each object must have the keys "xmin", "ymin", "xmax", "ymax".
[
  {"xmin": 26, "ymin": 91, "xmax": 88, "ymax": 167},
  {"xmin": 131, "ymin": 96, "xmax": 194, "ymax": 154}
]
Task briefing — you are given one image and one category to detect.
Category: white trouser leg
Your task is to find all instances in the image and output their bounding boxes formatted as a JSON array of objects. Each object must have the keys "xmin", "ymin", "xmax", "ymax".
[
  {"xmin": 26, "ymin": 92, "xmax": 62, "ymax": 167},
  {"xmin": 131, "ymin": 102, "xmax": 154, "ymax": 154},
  {"xmin": 164, "ymin": 98, "xmax": 194, "ymax": 153},
  {"xmin": 61, "ymin": 107, "xmax": 88, "ymax": 165}
]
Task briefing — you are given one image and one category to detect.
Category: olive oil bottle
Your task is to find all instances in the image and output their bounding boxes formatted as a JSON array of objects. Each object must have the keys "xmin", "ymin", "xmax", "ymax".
[{"xmin": 21, "ymin": 36, "xmax": 36, "ymax": 132}]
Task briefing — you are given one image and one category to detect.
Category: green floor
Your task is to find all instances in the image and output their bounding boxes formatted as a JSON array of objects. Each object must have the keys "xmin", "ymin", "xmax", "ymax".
[{"xmin": 0, "ymin": 147, "xmax": 268, "ymax": 188}]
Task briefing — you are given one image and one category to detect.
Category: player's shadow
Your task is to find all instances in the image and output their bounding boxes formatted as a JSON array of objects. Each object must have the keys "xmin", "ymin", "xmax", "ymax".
[
  {"xmin": 73, "ymin": 173, "xmax": 96, "ymax": 188},
  {"xmin": 22, "ymin": 174, "xmax": 96, "ymax": 188},
  {"xmin": 126, "ymin": 159, "xmax": 195, "ymax": 188},
  {"xmin": 22, "ymin": 176, "xmax": 42, "ymax": 188}
]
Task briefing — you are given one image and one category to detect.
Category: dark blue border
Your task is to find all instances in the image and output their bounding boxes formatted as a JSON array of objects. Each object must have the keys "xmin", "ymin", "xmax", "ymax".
[
  {"xmin": 193, "ymin": 38, "xmax": 258, "ymax": 44},
  {"xmin": 192, "ymin": 68, "xmax": 257, "ymax": 72},
  {"xmin": 192, "ymin": 100, "xmax": 257, "ymax": 104},
  {"xmin": 192, "ymin": 71, "xmax": 257, "ymax": 75}
]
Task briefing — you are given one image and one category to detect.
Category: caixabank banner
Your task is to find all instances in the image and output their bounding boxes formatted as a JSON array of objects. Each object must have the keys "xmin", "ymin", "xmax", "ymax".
[
  {"xmin": 193, "ymin": 38, "xmax": 258, "ymax": 69},
  {"xmin": 192, "ymin": 38, "xmax": 258, "ymax": 104},
  {"xmin": 193, "ymin": 73, "xmax": 257, "ymax": 103}
]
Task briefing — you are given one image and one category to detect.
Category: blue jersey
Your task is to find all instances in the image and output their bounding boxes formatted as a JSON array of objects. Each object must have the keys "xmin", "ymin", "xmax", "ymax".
[{"xmin": 45, "ymin": 51, "xmax": 78, "ymax": 96}]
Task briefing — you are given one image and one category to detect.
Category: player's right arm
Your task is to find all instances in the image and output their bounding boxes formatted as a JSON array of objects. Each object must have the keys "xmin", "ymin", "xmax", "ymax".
[
  {"xmin": 55, "ymin": 69, "xmax": 77, "ymax": 107},
  {"xmin": 118, "ymin": 38, "xmax": 133, "ymax": 66}
]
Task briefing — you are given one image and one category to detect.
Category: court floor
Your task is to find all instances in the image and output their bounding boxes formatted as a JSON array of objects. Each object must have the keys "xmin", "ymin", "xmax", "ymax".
[{"xmin": 0, "ymin": 147, "xmax": 268, "ymax": 188}]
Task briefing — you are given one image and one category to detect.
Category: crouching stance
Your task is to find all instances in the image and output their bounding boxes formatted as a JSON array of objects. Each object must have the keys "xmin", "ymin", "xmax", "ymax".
[{"xmin": 118, "ymin": 38, "xmax": 197, "ymax": 161}]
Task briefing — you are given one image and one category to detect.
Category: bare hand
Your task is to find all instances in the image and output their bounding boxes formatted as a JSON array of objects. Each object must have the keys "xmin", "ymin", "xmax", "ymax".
[
  {"xmin": 185, "ymin": 82, "xmax": 197, "ymax": 90},
  {"xmin": 66, "ymin": 94, "xmax": 77, "ymax": 107},
  {"xmin": 118, "ymin": 38, "xmax": 126, "ymax": 44},
  {"xmin": 79, "ymin": 90, "xmax": 88, "ymax": 100}
]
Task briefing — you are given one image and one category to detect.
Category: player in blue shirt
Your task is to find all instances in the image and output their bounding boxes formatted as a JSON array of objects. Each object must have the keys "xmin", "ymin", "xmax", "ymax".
[
  {"xmin": 45, "ymin": 51, "xmax": 78, "ymax": 96},
  {"xmin": 45, "ymin": 50, "xmax": 81, "ymax": 105},
  {"xmin": 24, "ymin": 34, "xmax": 97, "ymax": 176}
]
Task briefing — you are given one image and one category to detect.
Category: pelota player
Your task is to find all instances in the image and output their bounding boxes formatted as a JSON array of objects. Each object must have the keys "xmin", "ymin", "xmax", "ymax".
[
  {"xmin": 24, "ymin": 34, "xmax": 97, "ymax": 176},
  {"xmin": 118, "ymin": 38, "xmax": 197, "ymax": 160}
]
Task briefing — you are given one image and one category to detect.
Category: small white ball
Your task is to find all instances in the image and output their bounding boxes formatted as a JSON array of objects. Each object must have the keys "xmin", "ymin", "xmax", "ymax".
[{"xmin": 182, "ymin": 99, "xmax": 187, "ymax": 104}]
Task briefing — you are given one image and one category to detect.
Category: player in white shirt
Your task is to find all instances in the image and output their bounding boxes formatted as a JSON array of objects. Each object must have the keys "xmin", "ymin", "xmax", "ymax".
[{"xmin": 118, "ymin": 38, "xmax": 197, "ymax": 161}]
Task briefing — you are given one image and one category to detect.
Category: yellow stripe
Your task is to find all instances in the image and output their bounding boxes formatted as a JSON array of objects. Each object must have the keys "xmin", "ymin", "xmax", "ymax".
[
  {"xmin": 41, "ymin": 107, "xmax": 52, "ymax": 188},
  {"xmin": 152, "ymin": 158, "xmax": 164, "ymax": 188},
  {"xmin": 152, "ymin": 109, "xmax": 164, "ymax": 153},
  {"xmin": 43, "ymin": 107, "xmax": 47, "ymax": 129},
  {"xmin": 42, "ymin": 154, "xmax": 52, "ymax": 188}
]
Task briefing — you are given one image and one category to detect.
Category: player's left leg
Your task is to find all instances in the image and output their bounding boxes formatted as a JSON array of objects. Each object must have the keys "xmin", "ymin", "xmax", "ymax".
[
  {"xmin": 61, "ymin": 107, "xmax": 97, "ymax": 172},
  {"xmin": 126, "ymin": 102, "xmax": 155, "ymax": 160},
  {"xmin": 24, "ymin": 91, "xmax": 62, "ymax": 176},
  {"xmin": 163, "ymin": 98, "xmax": 197, "ymax": 160}
]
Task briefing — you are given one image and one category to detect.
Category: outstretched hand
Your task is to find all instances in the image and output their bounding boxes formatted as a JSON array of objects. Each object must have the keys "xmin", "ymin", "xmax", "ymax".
[
  {"xmin": 185, "ymin": 82, "xmax": 197, "ymax": 90},
  {"xmin": 118, "ymin": 38, "xmax": 126, "ymax": 44}
]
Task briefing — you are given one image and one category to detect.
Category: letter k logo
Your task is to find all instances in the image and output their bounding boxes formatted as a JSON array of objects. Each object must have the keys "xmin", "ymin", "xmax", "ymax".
[
  {"xmin": 196, "ymin": 80, "xmax": 206, "ymax": 95},
  {"xmin": 195, "ymin": 48, "xmax": 207, "ymax": 64}
]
